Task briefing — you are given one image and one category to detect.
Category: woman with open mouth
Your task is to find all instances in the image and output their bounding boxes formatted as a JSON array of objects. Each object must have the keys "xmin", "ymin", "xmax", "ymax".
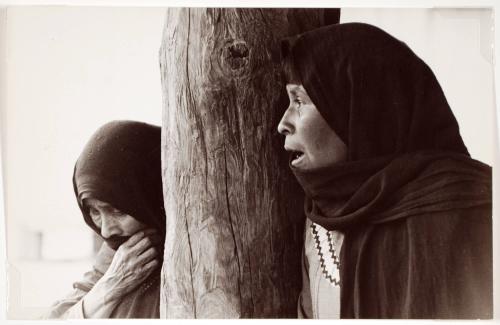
[{"xmin": 277, "ymin": 23, "xmax": 492, "ymax": 319}]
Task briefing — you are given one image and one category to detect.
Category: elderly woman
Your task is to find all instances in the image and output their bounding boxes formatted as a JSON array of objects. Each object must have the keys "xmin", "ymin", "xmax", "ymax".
[
  {"xmin": 277, "ymin": 23, "xmax": 492, "ymax": 319},
  {"xmin": 45, "ymin": 120, "xmax": 165, "ymax": 318}
]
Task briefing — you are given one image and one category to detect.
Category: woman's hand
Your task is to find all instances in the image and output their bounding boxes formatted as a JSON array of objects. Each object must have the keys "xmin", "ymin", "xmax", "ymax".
[
  {"xmin": 81, "ymin": 229, "xmax": 162, "ymax": 318},
  {"xmin": 99, "ymin": 228, "xmax": 162, "ymax": 302}
]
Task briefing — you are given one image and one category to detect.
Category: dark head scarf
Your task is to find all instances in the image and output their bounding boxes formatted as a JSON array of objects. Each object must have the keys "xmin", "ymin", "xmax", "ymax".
[
  {"xmin": 282, "ymin": 22, "xmax": 468, "ymax": 160},
  {"xmin": 73, "ymin": 120, "xmax": 165, "ymax": 250},
  {"xmin": 281, "ymin": 23, "xmax": 492, "ymax": 318},
  {"xmin": 280, "ymin": 23, "xmax": 491, "ymax": 231}
]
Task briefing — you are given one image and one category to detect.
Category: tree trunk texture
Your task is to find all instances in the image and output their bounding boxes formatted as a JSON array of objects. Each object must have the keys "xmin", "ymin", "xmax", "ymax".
[{"xmin": 159, "ymin": 8, "xmax": 339, "ymax": 318}]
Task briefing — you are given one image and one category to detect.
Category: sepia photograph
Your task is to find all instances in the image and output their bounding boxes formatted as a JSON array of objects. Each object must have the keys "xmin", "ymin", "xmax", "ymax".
[{"xmin": 0, "ymin": 1, "xmax": 497, "ymax": 321}]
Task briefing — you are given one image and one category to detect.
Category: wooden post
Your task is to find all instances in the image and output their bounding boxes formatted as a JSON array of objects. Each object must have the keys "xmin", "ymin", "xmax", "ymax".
[{"xmin": 159, "ymin": 8, "xmax": 339, "ymax": 318}]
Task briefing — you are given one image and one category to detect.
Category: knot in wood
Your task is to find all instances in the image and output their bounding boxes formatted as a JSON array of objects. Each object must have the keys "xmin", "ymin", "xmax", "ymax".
[
  {"xmin": 226, "ymin": 42, "xmax": 248, "ymax": 69},
  {"xmin": 222, "ymin": 40, "xmax": 249, "ymax": 73}
]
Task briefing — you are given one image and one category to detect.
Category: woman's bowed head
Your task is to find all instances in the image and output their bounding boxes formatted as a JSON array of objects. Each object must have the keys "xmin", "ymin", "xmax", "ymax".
[
  {"xmin": 45, "ymin": 120, "xmax": 165, "ymax": 319},
  {"xmin": 277, "ymin": 23, "xmax": 492, "ymax": 319},
  {"xmin": 74, "ymin": 120, "xmax": 165, "ymax": 253}
]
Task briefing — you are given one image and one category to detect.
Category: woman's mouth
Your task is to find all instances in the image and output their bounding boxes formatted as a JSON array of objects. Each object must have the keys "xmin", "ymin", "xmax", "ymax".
[{"xmin": 290, "ymin": 150, "xmax": 305, "ymax": 167}]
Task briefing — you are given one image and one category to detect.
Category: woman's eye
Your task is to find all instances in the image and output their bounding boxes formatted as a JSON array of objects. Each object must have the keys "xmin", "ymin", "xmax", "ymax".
[
  {"xmin": 110, "ymin": 208, "xmax": 124, "ymax": 216},
  {"xmin": 89, "ymin": 208, "xmax": 102, "ymax": 224},
  {"xmin": 293, "ymin": 99, "xmax": 303, "ymax": 115}
]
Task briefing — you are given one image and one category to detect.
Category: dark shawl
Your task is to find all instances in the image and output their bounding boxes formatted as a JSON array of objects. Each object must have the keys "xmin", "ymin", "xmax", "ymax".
[
  {"xmin": 282, "ymin": 23, "xmax": 492, "ymax": 318},
  {"xmin": 73, "ymin": 120, "xmax": 165, "ymax": 250}
]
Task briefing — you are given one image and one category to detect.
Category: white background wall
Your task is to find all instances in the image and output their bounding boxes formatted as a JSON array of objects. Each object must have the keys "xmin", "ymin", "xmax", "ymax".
[
  {"xmin": 0, "ymin": 6, "xmax": 495, "ymax": 320},
  {"xmin": 1, "ymin": 6, "xmax": 165, "ymax": 319}
]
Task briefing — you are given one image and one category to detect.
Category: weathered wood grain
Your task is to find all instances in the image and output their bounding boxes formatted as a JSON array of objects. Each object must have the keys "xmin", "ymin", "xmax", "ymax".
[{"xmin": 159, "ymin": 8, "xmax": 339, "ymax": 318}]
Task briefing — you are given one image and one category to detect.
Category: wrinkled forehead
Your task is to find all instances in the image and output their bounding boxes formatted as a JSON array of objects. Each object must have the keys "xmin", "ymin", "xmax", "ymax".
[
  {"xmin": 83, "ymin": 197, "xmax": 117, "ymax": 211},
  {"xmin": 286, "ymin": 83, "xmax": 312, "ymax": 99}
]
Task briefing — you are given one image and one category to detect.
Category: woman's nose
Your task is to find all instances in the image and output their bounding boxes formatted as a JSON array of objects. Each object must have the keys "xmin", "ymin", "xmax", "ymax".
[
  {"xmin": 100, "ymin": 215, "xmax": 121, "ymax": 238},
  {"xmin": 277, "ymin": 108, "xmax": 294, "ymax": 135}
]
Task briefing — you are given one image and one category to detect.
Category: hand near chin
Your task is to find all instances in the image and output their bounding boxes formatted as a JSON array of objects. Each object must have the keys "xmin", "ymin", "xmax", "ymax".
[{"xmin": 98, "ymin": 228, "xmax": 162, "ymax": 303}]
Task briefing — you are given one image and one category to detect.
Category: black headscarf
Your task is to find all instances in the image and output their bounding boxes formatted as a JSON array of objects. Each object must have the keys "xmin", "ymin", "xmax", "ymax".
[
  {"xmin": 281, "ymin": 23, "xmax": 492, "ymax": 318},
  {"xmin": 282, "ymin": 22, "xmax": 468, "ymax": 160},
  {"xmin": 73, "ymin": 120, "xmax": 165, "ymax": 250}
]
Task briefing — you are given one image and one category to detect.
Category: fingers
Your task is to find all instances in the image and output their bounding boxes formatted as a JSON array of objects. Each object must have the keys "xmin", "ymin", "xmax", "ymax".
[
  {"xmin": 142, "ymin": 228, "xmax": 158, "ymax": 236},
  {"xmin": 122, "ymin": 228, "xmax": 158, "ymax": 248},
  {"xmin": 131, "ymin": 233, "xmax": 162, "ymax": 255},
  {"xmin": 122, "ymin": 231, "xmax": 146, "ymax": 248},
  {"xmin": 142, "ymin": 258, "xmax": 160, "ymax": 272},
  {"xmin": 136, "ymin": 246, "xmax": 160, "ymax": 266}
]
